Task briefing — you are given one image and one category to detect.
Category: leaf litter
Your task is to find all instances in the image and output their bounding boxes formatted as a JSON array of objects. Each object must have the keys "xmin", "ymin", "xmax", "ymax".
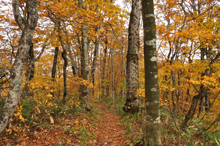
[{"xmin": 0, "ymin": 103, "xmax": 127, "ymax": 146}]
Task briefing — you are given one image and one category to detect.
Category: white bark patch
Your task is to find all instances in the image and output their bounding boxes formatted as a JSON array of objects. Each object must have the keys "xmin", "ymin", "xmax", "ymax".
[
  {"xmin": 150, "ymin": 56, "xmax": 157, "ymax": 62},
  {"xmin": 145, "ymin": 38, "xmax": 156, "ymax": 47},
  {"xmin": 154, "ymin": 116, "xmax": 161, "ymax": 124},
  {"xmin": 14, "ymin": 80, "xmax": 20, "ymax": 85},
  {"xmin": 146, "ymin": 102, "xmax": 150, "ymax": 105},
  {"xmin": 154, "ymin": 100, "xmax": 159, "ymax": 103},
  {"xmin": 154, "ymin": 75, "xmax": 158, "ymax": 78},
  {"xmin": 151, "ymin": 88, "xmax": 157, "ymax": 92},
  {"xmin": 145, "ymin": 14, "xmax": 155, "ymax": 18}
]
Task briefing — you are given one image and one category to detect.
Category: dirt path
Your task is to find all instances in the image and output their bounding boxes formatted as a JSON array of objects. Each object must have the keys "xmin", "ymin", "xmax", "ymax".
[
  {"xmin": 0, "ymin": 103, "xmax": 127, "ymax": 146},
  {"xmin": 92, "ymin": 103, "xmax": 127, "ymax": 146}
]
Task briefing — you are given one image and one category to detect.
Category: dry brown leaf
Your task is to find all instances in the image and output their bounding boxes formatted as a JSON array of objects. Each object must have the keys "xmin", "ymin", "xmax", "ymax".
[
  {"xmin": 36, "ymin": 107, "xmax": 41, "ymax": 114},
  {"xmin": 50, "ymin": 116, "xmax": 54, "ymax": 124}
]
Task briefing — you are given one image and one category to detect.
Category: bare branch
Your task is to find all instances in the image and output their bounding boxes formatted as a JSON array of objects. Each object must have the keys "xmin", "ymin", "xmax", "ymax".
[
  {"xmin": 12, "ymin": 0, "xmax": 25, "ymax": 30},
  {"xmin": 34, "ymin": 21, "xmax": 57, "ymax": 61}
]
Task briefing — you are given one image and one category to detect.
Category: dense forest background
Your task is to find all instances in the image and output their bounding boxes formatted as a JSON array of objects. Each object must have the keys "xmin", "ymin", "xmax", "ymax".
[{"xmin": 0, "ymin": 0, "xmax": 219, "ymax": 145}]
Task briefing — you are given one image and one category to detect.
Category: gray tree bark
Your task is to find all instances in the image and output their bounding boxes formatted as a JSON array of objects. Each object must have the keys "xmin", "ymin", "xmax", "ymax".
[
  {"xmin": 22, "ymin": 43, "xmax": 35, "ymax": 97},
  {"xmin": 123, "ymin": 0, "xmax": 140, "ymax": 113},
  {"xmin": 110, "ymin": 48, "xmax": 115, "ymax": 106},
  {"xmin": 142, "ymin": 0, "xmax": 162, "ymax": 145},
  {"xmin": 121, "ymin": 46, "xmax": 126, "ymax": 100},
  {"xmin": 63, "ymin": 29, "xmax": 76, "ymax": 77},
  {"xmin": 0, "ymin": 0, "xmax": 38, "ymax": 134},
  {"xmin": 91, "ymin": 37, "xmax": 99, "ymax": 98},
  {"xmin": 101, "ymin": 39, "xmax": 108, "ymax": 98},
  {"xmin": 78, "ymin": 0, "xmax": 89, "ymax": 109}
]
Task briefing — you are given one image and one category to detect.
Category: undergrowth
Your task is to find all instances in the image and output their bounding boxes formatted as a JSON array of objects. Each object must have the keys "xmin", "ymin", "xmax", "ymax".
[
  {"xmin": 0, "ymin": 94, "xmax": 100, "ymax": 145},
  {"xmin": 101, "ymin": 96, "xmax": 220, "ymax": 146}
]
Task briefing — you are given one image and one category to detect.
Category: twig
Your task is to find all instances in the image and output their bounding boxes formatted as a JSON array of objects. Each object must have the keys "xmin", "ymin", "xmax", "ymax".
[{"xmin": 34, "ymin": 20, "xmax": 57, "ymax": 62}]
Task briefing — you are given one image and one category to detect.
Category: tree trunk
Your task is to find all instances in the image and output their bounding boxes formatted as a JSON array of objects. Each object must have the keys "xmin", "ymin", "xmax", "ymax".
[
  {"xmin": 106, "ymin": 52, "xmax": 111, "ymax": 97},
  {"xmin": 91, "ymin": 38, "xmax": 99, "ymax": 98},
  {"xmin": 0, "ymin": 0, "xmax": 38, "ymax": 134},
  {"xmin": 121, "ymin": 46, "xmax": 126, "ymax": 100},
  {"xmin": 171, "ymin": 69, "xmax": 177, "ymax": 112},
  {"xmin": 58, "ymin": 22, "xmax": 69, "ymax": 105},
  {"xmin": 66, "ymin": 46, "xmax": 76, "ymax": 77},
  {"xmin": 181, "ymin": 92, "xmax": 206, "ymax": 129},
  {"xmin": 51, "ymin": 47, "xmax": 59, "ymax": 97},
  {"xmin": 197, "ymin": 48, "xmax": 208, "ymax": 117},
  {"xmin": 102, "ymin": 40, "xmax": 108, "ymax": 98},
  {"xmin": 51, "ymin": 47, "xmax": 59, "ymax": 79},
  {"xmin": 78, "ymin": 0, "xmax": 89, "ymax": 109},
  {"xmin": 110, "ymin": 48, "xmax": 115, "ymax": 106},
  {"xmin": 123, "ymin": 0, "xmax": 140, "ymax": 113},
  {"xmin": 142, "ymin": 0, "xmax": 162, "ymax": 145},
  {"xmin": 22, "ymin": 43, "xmax": 35, "ymax": 97},
  {"xmin": 61, "ymin": 49, "xmax": 68, "ymax": 104},
  {"xmin": 80, "ymin": 26, "xmax": 89, "ymax": 108}
]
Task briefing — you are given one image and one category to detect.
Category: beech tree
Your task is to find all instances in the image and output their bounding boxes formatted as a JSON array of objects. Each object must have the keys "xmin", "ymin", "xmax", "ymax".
[
  {"xmin": 142, "ymin": 0, "xmax": 162, "ymax": 145},
  {"xmin": 78, "ymin": 0, "xmax": 90, "ymax": 109},
  {"xmin": 123, "ymin": 0, "xmax": 140, "ymax": 113},
  {"xmin": 0, "ymin": 0, "xmax": 38, "ymax": 134}
]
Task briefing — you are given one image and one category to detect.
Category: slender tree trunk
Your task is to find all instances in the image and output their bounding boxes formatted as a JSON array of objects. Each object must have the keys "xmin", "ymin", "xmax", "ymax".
[
  {"xmin": 181, "ymin": 92, "xmax": 206, "ymax": 129},
  {"xmin": 75, "ymin": 35, "xmax": 81, "ymax": 77},
  {"xmin": 0, "ymin": 0, "xmax": 38, "ymax": 134},
  {"xmin": 197, "ymin": 48, "xmax": 207, "ymax": 117},
  {"xmin": 171, "ymin": 68, "xmax": 177, "ymax": 112},
  {"xmin": 110, "ymin": 48, "xmax": 115, "ymax": 106},
  {"xmin": 61, "ymin": 49, "xmax": 68, "ymax": 104},
  {"xmin": 58, "ymin": 22, "xmax": 68, "ymax": 105},
  {"xmin": 142, "ymin": 0, "xmax": 162, "ymax": 145},
  {"xmin": 106, "ymin": 52, "xmax": 111, "ymax": 97},
  {"xmin": 91, "ymin": 38, "xmax": 99, "ymax": 98},
  {"xmin": 66, "ymin": 46, "xmax": 76, "ymax": 77},
  {"xmin": 102, "ymin": 40, "xmax": 108, "ymax": 98},
  {"xmin": 121, "ymin": 46, "xmax": 126, "ymax": 99},
  {"xmin": 62, "ymin": 28, "xmax": 77, "ymax": 77},
  {"xmin": 51, "ymin": 47, "xmax": 59, "ymax": 97},
  {"xmin": 123, "ymin": 0, "xmax": 140, "ymax": 113},
  {"xmin": 51, "ymin": 47, "xmax": 59, "ymax": 79}
]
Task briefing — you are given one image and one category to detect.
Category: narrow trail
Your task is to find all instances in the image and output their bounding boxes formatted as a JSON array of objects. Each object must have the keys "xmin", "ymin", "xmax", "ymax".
[
  {"xmin": 0, "ymin": 103, "xmax": 128, "ymax": 146},
  {"xmin": 93, "ymin": 103, "xmax": 127, "ymax": 146}
]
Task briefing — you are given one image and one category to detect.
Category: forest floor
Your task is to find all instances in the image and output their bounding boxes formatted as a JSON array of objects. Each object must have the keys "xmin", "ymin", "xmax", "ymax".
[{"xmin": 0, "ymin": 103, "xmax": 131, "ymax": 146}]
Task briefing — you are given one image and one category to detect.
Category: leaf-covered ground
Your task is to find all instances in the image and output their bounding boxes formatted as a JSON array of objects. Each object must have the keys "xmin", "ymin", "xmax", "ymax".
[
  {"xmin": 0, "ymin": 103, "xmax": 128, "ymax": 146},
  {"xmin": 94, "ymin": 103, "xmax": 127, "ymax": 145}
]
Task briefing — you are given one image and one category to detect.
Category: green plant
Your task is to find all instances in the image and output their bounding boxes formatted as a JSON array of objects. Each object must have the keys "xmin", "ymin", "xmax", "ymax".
[
  {"xmin": 55, "ymin": 142, "xmax": 61, "ymax": 146},
  {"xmin": 65, "ymin": 126, "xmax": 74, "ymax": 134}
]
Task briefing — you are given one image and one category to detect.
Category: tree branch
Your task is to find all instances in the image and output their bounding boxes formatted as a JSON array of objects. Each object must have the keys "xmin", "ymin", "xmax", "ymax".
[
  {"xmin": 12, "ymin": 0, "xmax": 25, "ymax": 30},
  {"xmin": 34, "ymin": 20, "xmax": 57, "ymax": 62}
]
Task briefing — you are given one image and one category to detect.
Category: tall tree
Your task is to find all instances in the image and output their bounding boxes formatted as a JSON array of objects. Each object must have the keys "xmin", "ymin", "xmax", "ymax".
[
  {"xmin": 78, "ymin": 0, "xmax": 90, "ymax": 109},
  {"xmin": 51, "ymin": 47, "xmax": 59, "ymax": 80},
  {"xmin": 22, "ymin": 43, "xmax": 35, "ymax": 97},
  {"xmin": 58, "ymin": 22, "xmax": 68, "ymax": 104},
  {"xmin": 91, "ymin": 37, "xmax": 99, "ymax": 98},
  {"xmin": 51, "ymin": 47, "xmax": 59, "ymax": 97},
  {"xmin": 142, "ymin": 0, "xmax": 162, "ymax": 145},
  {"xmin": 0, "ymin": 0, "xmax": 38, "ymax": 134},
  {"xmin": 101, "ymin": 38, "xmax": 108, "ymax": 97},
  {"xmin": 61, "ymin": 49, "xmax": 68, "ymax": 104},
  {"xmin": 123, "ymin": 0, "xmax": 140, "ymax": 113}
]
